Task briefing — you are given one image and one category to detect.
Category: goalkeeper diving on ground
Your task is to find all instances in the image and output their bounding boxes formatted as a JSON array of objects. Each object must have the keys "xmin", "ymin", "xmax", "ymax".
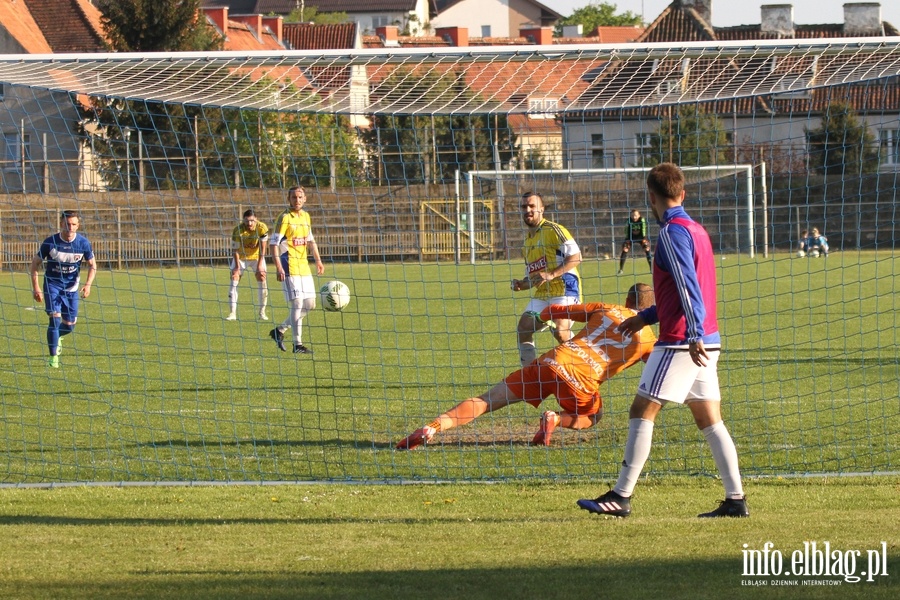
[{"xmin": 396, "ymin": 284, "xmax": 657, "ymax": 449}]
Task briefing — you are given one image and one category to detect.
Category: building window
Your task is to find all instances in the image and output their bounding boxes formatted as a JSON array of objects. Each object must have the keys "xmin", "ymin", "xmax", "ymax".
[
  {"xmin": 4, "ymin": 132, "xmax": 30, "ymax": 171},
  {"xmin": 481, "ymin": 25, "xmax": 491, "ymax": 38},
  {"xmin": 881, "ymin": 128, "xmax": 900, "ymax": 165},
  {"xmin": 634, "ymin": 133, "xmax": 656, "ymax": 167},
  {"xmin": 656, "ymin": 79, "xmax": 682, "ymax": 97},
  {"xmin": 591, "ymin": 134, "xmax": 605, "ymax": 168},
  {"xmin": 372, "ymin": 16, "xmax": 390, "ymax": 28},
  {"xmin": 0, "ymin": 82, "xmax": 5, "ymax": 101},
  {"xmin": 527, "ymin": 97, "xmax": 558, "ymax": 119}
]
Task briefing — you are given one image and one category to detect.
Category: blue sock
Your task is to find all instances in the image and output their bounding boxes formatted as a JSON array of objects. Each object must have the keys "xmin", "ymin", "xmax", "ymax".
[
  {"xmin": 59, "ymin": 322, "xmax": 75, "ymax": 337},
  {"xmin": 47, "ymin": 316, "xmax": 61, "ymax": 356}
]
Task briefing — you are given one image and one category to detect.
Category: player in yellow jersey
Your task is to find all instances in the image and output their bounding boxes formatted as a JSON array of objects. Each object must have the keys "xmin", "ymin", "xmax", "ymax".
[
  {"xmin": 511, "ymin": 192, "xmax": 583, "ymax": 366},
  {"xmin": 226, "ymin": 209, "xmax": 270, "ymax": 321},
  {"xmin": 396, "ymin": 284, "xmax": 656, "ymax": 449},
  {"xmin": 268, "ymin": 186, "xmax": 325, "ymax": 354}
]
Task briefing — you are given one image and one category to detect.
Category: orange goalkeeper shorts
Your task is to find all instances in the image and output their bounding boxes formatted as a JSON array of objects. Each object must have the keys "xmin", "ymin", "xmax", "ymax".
[{"xmin": 504, "ymin": 362, "xmax": 602, "ymax": 416}]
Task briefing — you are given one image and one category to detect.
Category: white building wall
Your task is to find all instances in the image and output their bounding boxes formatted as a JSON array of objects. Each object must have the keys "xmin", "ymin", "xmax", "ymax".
[
  {"xmin": 348, "ymin": 1, "xmax": 432, "ymax": 36},
  {"xmin": 432, "ymin": 0, "xmax": 511, "ymax": 38}
]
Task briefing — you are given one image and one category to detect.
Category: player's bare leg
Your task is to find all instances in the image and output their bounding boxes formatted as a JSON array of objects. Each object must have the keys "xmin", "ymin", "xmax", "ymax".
[
  {"xmin": 532, "ymin": 411, "xmax": 600, "ymax": 446},
  {"xmin": 397, "ymin": 382, "xmax": 521, "ymax": 450},
  {"xmin": 256, "ymin": 269, "xmax": 268, "ymax": 320},
  {"xmin": 516, "ymin": 312, "xmax": 543, "ymax": 366}
]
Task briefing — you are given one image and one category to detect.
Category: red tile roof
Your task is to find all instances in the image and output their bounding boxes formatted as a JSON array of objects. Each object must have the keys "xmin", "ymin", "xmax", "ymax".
[
  {"xmin": 283, "ymin": 22, "xmax": 358, "ymax": 50},
  {"xmin": 19, "ymin": 0, "xmax": 107, "ymax": 53},
  {"xmin": 0, "ymin": 0, "xmax": 52, "ymax": 53},
  {"xmin": 256, "ymin": 0, "xmax": 432, "ymax": 15},
  {"xmin": 588, "ymin": 26, "xmax": 646, "ymax": 44},
  {"xmin": 220, "ymin": 19, "xmax": 285, "ymax": 51},
  {"xmin": 638, "ymin": 1, "xmax": 900, "ymax": 43}
]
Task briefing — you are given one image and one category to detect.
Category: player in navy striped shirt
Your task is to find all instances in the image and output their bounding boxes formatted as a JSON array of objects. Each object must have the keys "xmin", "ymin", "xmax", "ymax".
[
  {"xmin": 578, "ymin": 163, "xmax": 748, "ymax": 519},
  {"xmin": 30, "ymin": 210, "xmax": 97, "ymax": 368}
]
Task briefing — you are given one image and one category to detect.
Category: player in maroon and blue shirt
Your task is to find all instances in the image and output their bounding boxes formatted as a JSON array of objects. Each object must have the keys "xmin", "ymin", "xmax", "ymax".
[{"xmin": 577, "ymin": 163, "xmax": 748, "ymax": 519}]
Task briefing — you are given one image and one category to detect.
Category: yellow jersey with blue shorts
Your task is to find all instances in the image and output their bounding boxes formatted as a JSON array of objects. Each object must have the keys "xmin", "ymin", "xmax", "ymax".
[
  {"xmin": 270, "ymin": 210, "xmax": 315, "ymax": 276},
  {"xmin": 232, "ymin": 221, "xmax": 269, "ymax": 261},
  {"xmin": 522, "ymin": 218, "xmax": 582, "ymax": 301}
]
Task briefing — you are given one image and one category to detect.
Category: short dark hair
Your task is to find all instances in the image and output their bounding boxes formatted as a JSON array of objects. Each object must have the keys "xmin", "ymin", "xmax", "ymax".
[
  {"xmin": 243, "ymin": 209, "xmax": 256, "ymax": 218},
  {"xmin": 288, "ymin": 186, "xmax": 305, "ymax": 196},
  {"xmin": 61, "ymin": 210, "xmax": 79, "ymax": 220},
  {"xmin": 627, "ymin": 282, "xmax": 654, "ymax": 310},
  {"xmin": 521, "ymin": 191, "xmax": 543, "ymax": 204},
  {"xmin": 646, "ymin": 163, "xmax": 685, "ymax": 200}
]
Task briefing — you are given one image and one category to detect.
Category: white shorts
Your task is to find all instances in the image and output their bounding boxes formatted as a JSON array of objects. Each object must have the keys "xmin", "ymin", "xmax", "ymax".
[
  {"xmin": 283, "ymin": 275, "xmax": 316, "ymax": 302},
  {"xmin": 523, "ymin": 295, "xmax": 579, "ymax": 316},
  {"xmin": 230, "ymin": 257, "xmax": 266, "ymax": 274},
  {"xmin": 637, "ymin": 346, "xmax": 721, "ymax": 404}
]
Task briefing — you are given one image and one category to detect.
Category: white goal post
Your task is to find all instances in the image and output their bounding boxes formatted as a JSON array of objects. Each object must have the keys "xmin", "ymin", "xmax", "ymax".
[{"xmin": 463, "ymin": 166, "xmax": 756, "ymax": 265}]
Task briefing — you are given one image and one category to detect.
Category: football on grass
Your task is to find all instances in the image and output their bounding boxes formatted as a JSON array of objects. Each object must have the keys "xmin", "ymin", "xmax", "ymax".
[{"xmin": 319, "ymin": 280, "xmax": 351, "ymax": 312}]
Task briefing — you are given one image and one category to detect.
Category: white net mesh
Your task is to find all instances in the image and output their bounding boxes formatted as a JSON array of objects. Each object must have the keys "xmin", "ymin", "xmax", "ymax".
[{"xmin": 0, "ymin": 39, "xmax": 898, "ymax": 484}]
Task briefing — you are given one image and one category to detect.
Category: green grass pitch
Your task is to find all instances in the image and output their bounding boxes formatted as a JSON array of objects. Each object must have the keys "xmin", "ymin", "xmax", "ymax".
[
  {"xmin": 0, "ymin": 251, "xmax": 897, "ymax": 484},
  {"xmin": 0, "ymin": 252, "xmax": 898, "ymax": 599}
]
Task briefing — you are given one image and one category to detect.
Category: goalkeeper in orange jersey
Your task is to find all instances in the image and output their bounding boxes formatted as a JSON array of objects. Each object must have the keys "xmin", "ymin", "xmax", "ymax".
[{"xmin": 396, "ymin": 284, "xmax": 657, "ymax": 449}]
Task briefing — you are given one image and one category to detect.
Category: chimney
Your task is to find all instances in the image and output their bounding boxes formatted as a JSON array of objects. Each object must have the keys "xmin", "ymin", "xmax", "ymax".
[
  {"xmin": 843, "ymin": 2, "xmax": 883, "ymax": 35},
  {"xmin": 262, "ymin": 16, "xmax": 283, "ymax": 45},
  {"xmin": 761, "ymin": 5, "xmax": 795, "ymax": 37},
  {"xmin": 562, "ymin": 24, "xmax": 583, "ymax": 38},
  {"xmin": 436, "ymin": 26, "xmax": 469, "ymax": 47},
  {"xmin": 519, "ymin": 26, "xmax": 553, "ymax": 45},
  {"xmin": 203, "ymin": 7, "xmax": 228, "ymax": 35},
  {"xmin": 682, "ymin": 0, "xmax": 712, "ymax": 24},
  {"xmin": 231, "ymin": 14, "xmax": 264, "ymax": 36},
  {"xmin": 375, "ymin": 25, "xmax": 400, "ymax": 46}
]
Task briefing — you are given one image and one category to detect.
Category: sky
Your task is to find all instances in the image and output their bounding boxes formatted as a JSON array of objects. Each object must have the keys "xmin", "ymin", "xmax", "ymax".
[{"xmin": 540, "ymin": 1, "xmax": 900, "ymax": 30}]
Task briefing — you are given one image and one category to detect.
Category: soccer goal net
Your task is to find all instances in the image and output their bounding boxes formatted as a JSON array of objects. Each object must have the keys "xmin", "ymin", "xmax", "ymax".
[
  {"xmin": 464, "ymin": 166, "xmax": 755, "ymax": 264},
  {"xmin": 0, "ymin": 39, "xmax": 898, "ymax": 486}
]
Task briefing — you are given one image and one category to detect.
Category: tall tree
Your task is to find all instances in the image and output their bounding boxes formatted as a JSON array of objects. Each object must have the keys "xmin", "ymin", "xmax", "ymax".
[
  {"xmin": 555, "ymin": 2, "xmax": 642, "ymax": 36},
  {"xmin": 362, "ymin": 69, "xmax": 515, "ymax": 184},
  {"xmin": 648, "ymin": 106, "xmax": 728, "ymax": 167},
  {"xmin": 806, "ymin": 100, "xmax": 878, "ymax": 176},
  {"xmin": 98, "ymin": 0, "xmax": 222, "ymax": 52},
  {"xmin": 77, "ymin": 78, "xmax": 363, "ymax": 191},
  {"xmin": 286, "ymin": 6, "xmax": 350, "ymax": 25}
]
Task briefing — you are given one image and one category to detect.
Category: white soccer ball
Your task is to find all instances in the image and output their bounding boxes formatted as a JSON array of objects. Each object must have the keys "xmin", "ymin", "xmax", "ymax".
[
  {"xmin": 809, "ymin": 249, "xmax": 820, "ymax": 258},
  {"xmin": 797, "ymin": 250, "xmax": 806, "ymax": 258},
  {"xmin": 319, "ymin": 280, "xmax": 351, "ymax": 312}
]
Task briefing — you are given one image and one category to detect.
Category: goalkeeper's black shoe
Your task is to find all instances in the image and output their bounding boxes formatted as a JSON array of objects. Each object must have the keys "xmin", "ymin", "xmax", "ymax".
[
  {"xmin": 293, "ymin": 344, "xmax": 312, "ymax": 354},
  {"xmin": 698, "ymin": 497, "xmax": 749, "ymax": 518},
  {"xmin": 576, "ymin": 490, "xmax": 631, "ymax": 518},
  {"xmin": 269, "ymin": 328, "xmax": 286, "ymax": 352}
]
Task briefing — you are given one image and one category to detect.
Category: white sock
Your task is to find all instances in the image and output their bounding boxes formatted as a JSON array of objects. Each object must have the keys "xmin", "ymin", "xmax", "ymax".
[
  {"xmin": 613, "ymin": 418, "xmax": 655, "ymax": 497},
  {"xmin": 228, "ymin": 280, "xmax": 239, "ymax": 313},
  {"xmin": 702, "ymin": 421, "xmax": 745, "ymax": 499},
  {"xmin": 291, "ymin": 306, "xmax": 304, "ymax": 344},
  {"xmin": 258, "ymin": 283, "xmax": 268, "ymax": 312},
  {"xmin": 518, "ymin": 342, "xmax": 536, "ymax": 366}
]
